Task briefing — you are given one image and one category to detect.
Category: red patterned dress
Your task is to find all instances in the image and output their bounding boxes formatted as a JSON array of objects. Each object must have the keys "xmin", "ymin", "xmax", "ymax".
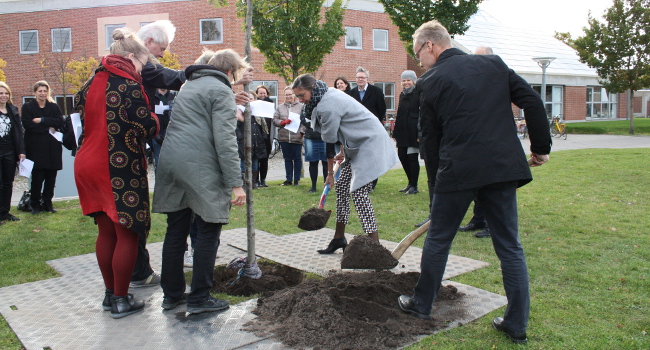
[{"xmin": 74, "ymin": 55, "xmax": 159, "ymax": 237}]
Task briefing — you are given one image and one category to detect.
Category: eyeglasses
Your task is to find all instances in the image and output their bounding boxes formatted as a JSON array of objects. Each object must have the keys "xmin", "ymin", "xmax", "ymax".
[
  {"xmin": 415, "ymin": 41, "xmax": 429, "ymax": 61},
  {"xmin": 134, "ymin": 55, "xmax": 148, "ymax": 69}
]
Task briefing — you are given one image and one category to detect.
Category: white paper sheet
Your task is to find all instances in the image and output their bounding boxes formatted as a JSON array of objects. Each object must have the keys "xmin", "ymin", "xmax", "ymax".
[
  {"xmin": 154, "ymin": 101, "xmax": 170, "ymax": 115},
  {"xmin": 284, "ymin": 112, "xmax": 301, "ymax": 134},
  {"xmin": 50, "ymin": 129, "xmax": 63, "ymax": 142},
  {"xmin": 249, "ymin": 100, "xmax": 275, "ymax": 119},
  {"xmin": 18, "ymin": 159, "xmax": 34, "ymax": 177},
  {"xmin": 70, "ymin": 113, "xmax": 82, "ymax": 146}
]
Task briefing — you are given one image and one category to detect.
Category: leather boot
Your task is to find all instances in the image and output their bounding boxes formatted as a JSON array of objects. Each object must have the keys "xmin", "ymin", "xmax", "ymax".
[
  {"xmin": 102, "ymin": 289, "xmax": 114, "ymax": 311},
  {"xmin": 252, "ymin": 170, "xmax": 259, "ymax": 189},
  {"xmin": 317, "ymin": 237, "xmax": 348, "ymax": 254},
  {"xmin": 110, "ymin": 294, "xmax": 145, "ymax": 319}
]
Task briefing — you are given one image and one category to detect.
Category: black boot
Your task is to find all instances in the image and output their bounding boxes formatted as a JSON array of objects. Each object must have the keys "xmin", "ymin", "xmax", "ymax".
[
  {"xmin": 111, "ymin": 294, "xmax": 145, "ymax": 319},
  {"xmin": 405, "ymin": 186, "xmax": 418, "ymax": 195},
  {"xmin": 260, "ymin": 179, "xmax": 268, "ymax": 187},
  {"xmin": 317, "ymin": 237, "xmax": 348, "ymax": 254},
  {"xmin": 252, "ymin": 170, "xmax": 259, "ymax": 189},
  {"xmin": 399, "ymin": 185, "xmax": 411, "ymax": 193},
  {"xmin": 102, "ymin": 289, "xmax": 114, "ymax": 311}
]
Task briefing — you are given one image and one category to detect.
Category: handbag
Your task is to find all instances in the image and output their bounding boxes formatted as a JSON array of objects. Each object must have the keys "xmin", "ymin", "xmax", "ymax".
[{"xmin": 17, "ymin": 191, "xmax": 32, "ymax": 212}]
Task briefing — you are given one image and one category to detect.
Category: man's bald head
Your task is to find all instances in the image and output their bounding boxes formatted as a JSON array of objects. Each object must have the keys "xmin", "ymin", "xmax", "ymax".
[{"xmin": 474, "ymin": 46, "xmax": 494, "ymax": 55}]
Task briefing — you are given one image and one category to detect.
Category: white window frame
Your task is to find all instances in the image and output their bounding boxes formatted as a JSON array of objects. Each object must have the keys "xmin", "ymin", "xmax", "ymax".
[
  {"xmin": 251, "ymin": 80, "xmax": 278, "ymax": 107},
  {"xmin": 345, "ymin": 27, "xmax": 362, "ymax": 50},
  {"xmin": 105, "ymin": 24, "xmax": 125, "ymax": 50},
  {"xmin": 22, "ymin": 96, "xmax": 35, "ymax": 105},
  {"xmin": 200, "ymin": 18, "xmax": 223, "ymax": 44},
  {"xmin": 373, "ymin": 29, "xmax": 388, "ymax": 51},
  {"xmin": 51, "ymin": 28, "xmax": 72, "ymax": 53},
  {"xmin": 374, "ymin": 82, "xmax": 395, "ymax": 111},
  {"xmin": 19, "ymin": 30, "xmax": 39, "ymax": 54},
  {"xmin": 54, "ymin": 95, "xmax": 75, "ymax": 115}
]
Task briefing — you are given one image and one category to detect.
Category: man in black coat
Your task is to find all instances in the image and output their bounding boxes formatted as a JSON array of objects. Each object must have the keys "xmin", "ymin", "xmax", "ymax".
[
  {"xmin": 348, "ymin": 66, "xmax": 386, "ymax": 189},
  {"xmin": 397, "ymin": 20, "xmax": 551, "ymax": 344}
]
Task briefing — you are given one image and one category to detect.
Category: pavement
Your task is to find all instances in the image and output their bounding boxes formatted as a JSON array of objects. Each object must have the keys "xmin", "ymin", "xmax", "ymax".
[{"xmin": 9, "ymin": 134, "xmax": 649, "ymax": 207}]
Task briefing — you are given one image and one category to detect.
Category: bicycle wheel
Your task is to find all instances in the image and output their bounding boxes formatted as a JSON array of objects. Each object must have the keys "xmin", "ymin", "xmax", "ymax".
[
  {"xmin": 560, "ymin": 124, "xmax": 567, "ymax": 140},
  {"xmin": 269, "ymin": 139, "xmax": 281, "ymax": 159},
  {"xmin": 550, "ymin": 124, "xmax": 559, "ymax": 137}
]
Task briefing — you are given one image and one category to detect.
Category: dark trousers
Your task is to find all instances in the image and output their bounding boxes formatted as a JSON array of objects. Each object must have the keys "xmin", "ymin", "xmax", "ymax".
[
  {"xmin": 131, "ymin": 234, "xmax": 154, "ymax": 281},
  {"xmin": 309, "ymin": 161, "xmax": 327, "ymax": 189},
  {"xmin": 397, "ymin": 147, "xmax": 420, "ymax": 188},
  {"xmin": 280, "ymin": 142, "xmax": 302, "ymax": 182},
  {"xmin": 258, "ymin": 157, "xmax": 268, "ymax": 181},
  {"xmin": 30, "ymin": 168, "xmax": 58, "ymax": 207},
  {"xmin": 0, "ymin": 151, "xmax": 16, "ymax": 214},
  {"xmin": 161, "ymin": 208, "xmax": 222, "ymax": 304},
  {"xmin": 469, "ymin": 199, "xmax": 487, "ymax": 226},
  {"xmin": 412, "ymin": 181, "xmax": 529, "ymax": 333}
]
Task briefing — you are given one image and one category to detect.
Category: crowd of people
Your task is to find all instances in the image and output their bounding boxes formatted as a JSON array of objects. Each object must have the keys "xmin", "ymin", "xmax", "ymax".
[{"xmin": 0, "ymin": 17, "xmax": 553, "ymax": 345}]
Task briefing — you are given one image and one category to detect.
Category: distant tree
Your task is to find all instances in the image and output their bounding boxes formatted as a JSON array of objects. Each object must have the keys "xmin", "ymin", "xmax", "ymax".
[
  {"xmin": 553, "ymin": 31, "xmax": 577, "ymax": 50},
  {"xmin": 62, "ymin": 57, "xmax": 99, "ymax": 94},
  {"xmin": 378, "ymin": 0, "xmax": 483, "ymax": 57},
  {"xmin": 570, "ymin": 0, "xmax": 650, "ymax": 134},
  {"xmin": 158, "ymin": 50, "xmax": 181, "ymax": 70},
  {"xmin": 232, "ymin": 0, "xmax": 346, "ymax": 84},
  {"xmin": 0, "ymin": 58, "xmax": 6, "ymax": 82}
]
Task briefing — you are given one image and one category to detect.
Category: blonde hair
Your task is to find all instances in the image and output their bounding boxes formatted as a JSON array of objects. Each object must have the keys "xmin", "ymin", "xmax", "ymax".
[
  {"xmin": 110, "ymin": 28, "xmax": 149, "ymax": 60},
  {"xmin": 33, "ymin": 80, "xmax": 55, "ymax": 103},
  {"xmin": 0, "ymin": 81, "xmax": 14, "ymax": 105},
  {"xmin": 206, "ymin": 49, "xmax": 250, "ymax": 83},
  {"xmin": 413, "ymin": 20, "xmax": 452, "ymax": 48}
]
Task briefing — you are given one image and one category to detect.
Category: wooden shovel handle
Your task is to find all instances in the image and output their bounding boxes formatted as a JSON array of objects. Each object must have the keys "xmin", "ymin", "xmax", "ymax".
[{"xmin": 391, "ymin": 220, "xmax": 430, "ymax": 260}]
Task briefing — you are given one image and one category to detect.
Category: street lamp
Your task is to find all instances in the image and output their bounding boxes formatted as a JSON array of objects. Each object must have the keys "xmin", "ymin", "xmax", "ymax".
[{"xmin": 532, "ymin": 57, "xmax": 556, "ymax": 116}]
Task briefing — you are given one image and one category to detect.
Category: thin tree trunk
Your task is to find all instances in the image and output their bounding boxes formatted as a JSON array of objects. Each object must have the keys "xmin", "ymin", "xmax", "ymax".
[
  {"xmin": 628, "ymin": 89, "xmax": 634, "ymax": 135},
  {"xmin": 244, "ymin": 0, "xmax": 256, "ymax": 264}
]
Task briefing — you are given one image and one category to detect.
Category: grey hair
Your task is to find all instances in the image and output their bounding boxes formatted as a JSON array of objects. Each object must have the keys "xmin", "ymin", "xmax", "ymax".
[
  {"xmin": 413, "ymin": 20, "xmax": 452, "ymax": 48},
  {"xmin": 111, "ymin": 27, "xmax": 149, "ymax": 59},
  {"xmin": 194, "ymin": 48, "xmax": 215, "ymax": 65},
  {"xmin": 356, "ymin": 66, "xmax": 369, "ymax": 78},
  {"xmin": 207, "ymin": 49, "xmax": 250, "ymax": 83},
  {"xmin": 291, "ymin": 74, "xmax": 316, "ymax": 91},
  {"xmin": 138, "ymin": 20, "xmax": 176, "ymax": 45}
]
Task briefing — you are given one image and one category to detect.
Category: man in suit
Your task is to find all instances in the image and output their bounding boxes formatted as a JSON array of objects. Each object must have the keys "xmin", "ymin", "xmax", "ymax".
[
  {"xmin": 397, "ymin": 21, "xmax": 551, "ymax": 344},
  {"xmin": 348, "ymin": 66, "xmax": 386, "ymax": 189}
]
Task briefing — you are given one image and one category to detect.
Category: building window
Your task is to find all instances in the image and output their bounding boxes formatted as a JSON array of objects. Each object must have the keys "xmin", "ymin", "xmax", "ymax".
[
  {"xmin": 345, "ymin": 27, "xmax": 362, "ymax": 49},
  {"xmin": 374, "ymin": 82, "xmax": 395, "ymax": 111},
  {"xmin": 140, "ymin": 22, "xmax": 153, "ymax": 27},
  {"xmin": 105, "ymin": 24, "xmax": 125, "ymax": 50},
  {"xmin": 373, "ymin": 29, "xmax": 388, "ymax": 51},
  {"xmin": 55, "ymin": 95, "xmax": 74, "ymax": 115},
  {"xmin": 51, "ymin": 28, "xmax": 72, "ymax": 52},
  {"xmin": 200, "ymin": 18, "xmax": 223, "ymax": 44},
  {"xmin": 23, "ymin": 96, "xmax": 35, "ymax": 105},
  {"xmin": 251, "ymin": 80, "xmax": 278, "ymax": 106},
  {"xmin": 587, "ymin": 86, "xmax": 617, "ymax": 119},
  {"xmin": 19, "ymin": 30, "xmax": 39, "ymax": 54},
  {"xmin": 533, "ymin": 85, "xmax": 563, "ymax": 119}
]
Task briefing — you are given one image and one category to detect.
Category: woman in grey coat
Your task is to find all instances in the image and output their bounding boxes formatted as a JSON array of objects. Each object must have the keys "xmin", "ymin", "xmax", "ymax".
[
  {"xmin": 152, "ymin": 49, "xmax": 247, "ymax": 314},
  {"xmin": 292, "ymin": 74, "xmax": 399, "ymax": 254}
]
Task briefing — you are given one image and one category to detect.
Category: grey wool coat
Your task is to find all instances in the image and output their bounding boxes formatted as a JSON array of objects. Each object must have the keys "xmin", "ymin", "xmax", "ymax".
[
  {"xmin": 152, "ymin": 68, "xmax": 243, "ymax": 223},
  {"xmin": 311, "ymin": 88, "xmax": 399, "ymax": 192}
]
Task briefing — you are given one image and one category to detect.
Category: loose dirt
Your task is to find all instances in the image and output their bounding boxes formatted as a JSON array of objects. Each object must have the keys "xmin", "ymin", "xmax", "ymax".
[
  {"xmin": 298, "ymin": 207, "xmax": 332, "ymax": 231},
  {"xmin": 340, "ymin": 235, "xmax": 399, "ymax": 269}
]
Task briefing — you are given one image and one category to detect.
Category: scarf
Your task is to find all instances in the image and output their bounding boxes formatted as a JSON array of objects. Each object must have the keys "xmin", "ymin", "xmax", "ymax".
[
  {"xmin": 300, "ymin": 80, "xmax": 329, "ymax": 122},
  {"xmin": 402, "ymin": 85, "xmax": 416, "ymax": 95},
  {"xmin": 102, "ymin": 55, "xmax": 142, "ymax": 84}
]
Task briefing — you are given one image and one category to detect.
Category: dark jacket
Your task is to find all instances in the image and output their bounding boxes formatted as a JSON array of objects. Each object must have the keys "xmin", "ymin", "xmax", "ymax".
[
  {"xmin": 152, "ymin": 89, "xmax": 177, "ymax": 130},
  {"xmin": 3, "ymin": 104, "xmax": 25, "ymax": 162},
  {"xmin": 21, "ymin": 99, "xmax": 65, "ymax": 170},
  {"xmin": 418, "ymin": 48, "xmax": 551, "ymax": 193},
  {"xmin": 141, "ymin": 61, "xmax": 185, "ymax": 110},
  {"xmin": 349, "ymin": 83, "xmax": 386, "ymax": 122},
  {"xmin": 393, "ymin": 86, "xmax": 420, "ymax": 149},
  {"xmin": 237, "ymin": 118, "xmax": 268, "ymax": 160}
]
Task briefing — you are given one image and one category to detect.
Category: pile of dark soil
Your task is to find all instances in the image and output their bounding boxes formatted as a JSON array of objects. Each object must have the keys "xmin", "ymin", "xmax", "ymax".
[
  {"xmin": 245, "ymin": 271, "xmax": 465, "ymax": 350},
  {"xmin": 211, "ymin": 261, "xmax": 305, "ymax": 296},
  {"xmin": 341, "ymin": 235, "xmax": 398, "ymax": 269},
  {"xmin": 298, "ymin": 207, "xmax": 331, "ymax": 231}
]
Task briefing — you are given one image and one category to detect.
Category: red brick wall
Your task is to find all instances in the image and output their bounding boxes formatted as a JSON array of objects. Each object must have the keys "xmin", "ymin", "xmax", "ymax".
[
  {"xmin": 633, "ymin": 96, "xmax": 642, "ymax": 113},
  {"xmin": 617, "ymin": 91, "xmax": 628, "ymax": 118},
  {"xmin": 564, "ymin": 86, "xmax": 586, "ymax": 121},
  {"xmin": 0, "ymin": 0, "xmax": 407, "ymax": 111}
]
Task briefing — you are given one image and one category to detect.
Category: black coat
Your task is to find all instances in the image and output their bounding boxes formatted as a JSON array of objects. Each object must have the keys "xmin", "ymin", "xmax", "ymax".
[
  {"xmin": 141, "ymin": 61, "xmax": 186, "ymax": 110},
  {"xmin": 21, "ymin": 99, "xmax": 65, "ymax": 170},
  {"xmin": 3, "ymin": 104, "xmax": 26, "ymax": 162},
  {"xmin": 393, "ymin": 87, "xmax": 420, "ymax": 149},
  {"xmin": 349, "ymin": 83, "xmax": 387, "ymax": 122},
  {"xmin": 418, "ymin": 48, "xmax": 551, "ymax": 193}
]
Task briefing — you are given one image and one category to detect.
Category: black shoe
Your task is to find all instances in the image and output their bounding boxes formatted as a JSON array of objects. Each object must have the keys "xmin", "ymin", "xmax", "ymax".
[
  {"xmin": 42, "ymin": 203, "xmax": 57, "ymax": 213},
  {"xmin": 281, "ymin": 180, "xmax": 292, "ymax": 186},
  {"xmin": 492, "ymin": 317, "xmax": 527, "ymax": 343},
  {"xmin": 260, "ymin": 180, "xmax": 268, "ymax": 187},
  {"xmin": 405, "ymin": 186, "xmax": 418, "ymax": 195},
  {"xmin": 293, "ymin": 181, "xmax": 300, "ymax": 186},
  {"xmin": 111, "ymin": 294, "xmax": 145, "ymax": 319},
  {"xmin": 414, "ymin": 217, "xmax": 430, "ymax": 228},
  {"xmin": 1, "ymin": 213, "xmax": 20, "ymax": 222},
  {"xmin": 474, "ymin": 228, "xmax": 491, "ymax": 238},
  {"xmin": 102, "ymin": 289, "xmax": 114, "ymax": 311},
  {"xmin": 458, "ymin": 222, "xmax": 486, "ymax": 232},
  {"xmin": 317, "ymin": 237, "xmax": 347, "ymax": 254},
  {"xmin": 397, "ymin": 295, "xmax": 431, "ymax": 320},
  {"xmin": 31, "ymin": 205, "xmax": 41, "ymax": 215},
  {"xmin": 162, "ymin": 293, "xmax": 188, "ymax": 310},
  {"xmin": 398, "ymin": 185, "xmax": 411, "ymax": 193},
  {"xmin": 308, "ymin": 188, "xmax": 317, "ymax": 193},
  {"xmin": 187, "ymin": 296, "xmax": 229, "ymax": 315}
]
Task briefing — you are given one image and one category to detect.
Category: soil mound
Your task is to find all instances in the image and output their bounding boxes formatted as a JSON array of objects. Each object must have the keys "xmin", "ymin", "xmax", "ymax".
[
  {"xmin": 211, "ymin": 261, "xmax": 305, "ymax": 296},
  {"xmin": 341, "ymin": 235, "xmax": 398, "ymax": 269},
  {"xmin": 245, "ymin": 271, "xmax": 465, "ymax": 350},
  {"xmin": 298, "ymin": 207, "xmax": 331, "ymax": 231}
]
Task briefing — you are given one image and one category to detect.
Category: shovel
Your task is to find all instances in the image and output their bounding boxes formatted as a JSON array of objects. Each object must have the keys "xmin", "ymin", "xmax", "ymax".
[{"xmin": 298, "ymin": 162, "xmax": 340, "ymax": 231}]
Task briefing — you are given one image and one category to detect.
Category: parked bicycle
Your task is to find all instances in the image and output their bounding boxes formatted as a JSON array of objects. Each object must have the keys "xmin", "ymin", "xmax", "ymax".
[
  {"xmin": 550, "ymin": 116, "xmax": 567, "ymax": 140},
  {"xmin": 515, "ymin": 117, "xmax": 528, "ymax": 139},
  {"xmin": 268, "ymin": 138, "xmax": 281, "ymax": 159}
]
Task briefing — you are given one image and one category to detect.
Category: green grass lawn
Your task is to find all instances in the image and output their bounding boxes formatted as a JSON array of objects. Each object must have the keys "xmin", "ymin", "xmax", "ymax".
[
  {"xmin": 1, "ymin": 148, "xmax": 649, "ymax": 349},
  {"xmin": 566, "ymin": 118, "xmax": 650, "ymax": 135}
]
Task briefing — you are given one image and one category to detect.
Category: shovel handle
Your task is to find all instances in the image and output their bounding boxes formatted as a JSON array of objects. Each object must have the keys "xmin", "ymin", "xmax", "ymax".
[
  {"xmin": 318, "ymin": 162, "xmax": 340, "ymax": 209},
  {"xmin": 391, "ymin": 220, "xmax": 430, "ymax": 260}
]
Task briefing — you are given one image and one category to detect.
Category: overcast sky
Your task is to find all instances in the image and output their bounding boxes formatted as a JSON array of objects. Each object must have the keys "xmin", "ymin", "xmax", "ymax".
[{"xmin": 479, "ymin": 0, "xmax": 614, "ymax": 37}]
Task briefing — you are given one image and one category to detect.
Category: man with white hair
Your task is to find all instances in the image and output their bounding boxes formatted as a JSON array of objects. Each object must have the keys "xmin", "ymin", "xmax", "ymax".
[{"xmin": 397, "ymin": 20, "xmax": 551, "ymax": 344}]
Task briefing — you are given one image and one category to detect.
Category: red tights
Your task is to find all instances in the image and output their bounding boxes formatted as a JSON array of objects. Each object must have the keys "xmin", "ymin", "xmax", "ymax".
[{"xmin": 94, "ymin": 213, "xmax": 139, "ymax": 296}]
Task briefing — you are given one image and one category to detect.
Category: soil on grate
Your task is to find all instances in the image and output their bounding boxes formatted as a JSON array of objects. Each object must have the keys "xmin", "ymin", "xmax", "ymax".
[
  {"xmin": 211, "ymin": 260, "xmax": 305, "ymax": 297},
  {"xmin": 244, "ymin": 270, "xmax": 466, "ymax": 350},
  {"xmin": 340, "ymin": 235, "xmax": 399, "ymax": 270},
  {"xmin": 298, "ymin": 207, "xmax": 332, "ymax": 231}
]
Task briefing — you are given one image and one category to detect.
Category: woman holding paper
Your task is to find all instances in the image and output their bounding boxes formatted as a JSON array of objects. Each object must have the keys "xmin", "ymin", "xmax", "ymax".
[
  {"xmin": 273, "ymin": 87, "xmax": 304, "ymax": 186},
  {"xmin": 0, "ymin": 82, "xmax": 26, "ymax": 223},
  {"xmin": 21, "ymin": 80, "xmax": 65, "ymax": 215}
]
